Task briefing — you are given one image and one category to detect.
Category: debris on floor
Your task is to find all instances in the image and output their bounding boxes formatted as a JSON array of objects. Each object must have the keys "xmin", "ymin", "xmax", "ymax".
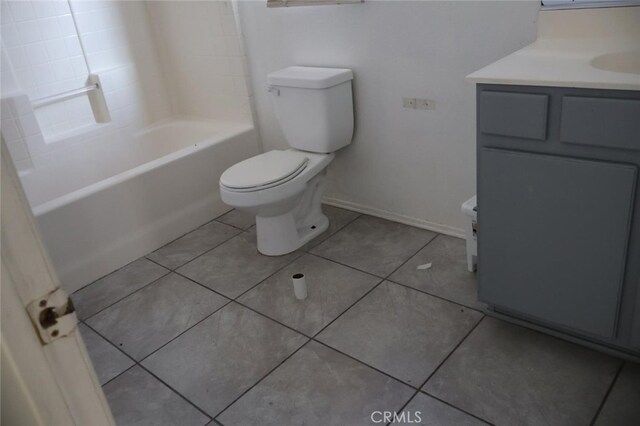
[{"xmin": 417, "ymin": 263, "xmax": 432, "ymax": 270}]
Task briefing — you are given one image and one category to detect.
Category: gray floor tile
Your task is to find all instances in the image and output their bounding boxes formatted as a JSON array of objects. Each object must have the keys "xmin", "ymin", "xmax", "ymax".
[
  {"xmin": 147, "ymin": 221, "xmax": 240, "ymax": 270},
  {"xmin": 72, "ymin": 258, "xmax": 169, "ymax": 320},
  {"xmin": 311, "ymin": 215, "xmax": 436, "ymax": 277},
  {"xmin": 389, "ymin": 235, "xmax": 485, "ymax": 310},
  {"xmin": 304, "ymin": 205, "xmax": 361, "ymax": 249},
  {"xmin": 594, "ymin": 362, "xmax": 640, "ymax": 426},
  {"xmin": 87, "ymin": 273, "xmax": 228, "ymax": 360},
  {"xmin": 238, "ymin": 254, "xmax": 380, "ymax": 336},
  {"xmin": 424, "ymin": 317, "xmax": 621, "ymax": 426},
  {"xmin": 177, "ymin": 232, "xmax": 301, "ymax": 299},
  {"xmin": 217, "ymin": 340, "xmax": 414, "ymax": 426},
  {"xmin": 78, "ymin": 323, "xmax": 134, "ymax": 385},
  {"xmin": 318, "ymin": 281, "xmax": 482, "ymax": 386},
  {"xmin": 103, "ymin": 366, "xmax": 209, "ymax": 426},
  {"xmin": 142, "ymin": 303, "xmax": 307, "ymax": 418},
  {"xmin": 391, "ymin": 393, "xmax": 487, "ymax": 425},
  {"xmin": 216, "ymin": 209, "xmax": 255, "ymax": 230}
]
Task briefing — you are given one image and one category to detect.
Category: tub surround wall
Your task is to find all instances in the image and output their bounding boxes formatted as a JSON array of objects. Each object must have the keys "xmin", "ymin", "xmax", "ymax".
[
  {"xmin": 237, "ymin": 0, "xmax": 540, "ymax": 235},
  {"xmin": 146, "ymin": 0, "xmax": 253, "ymax": 122},
  {"xmin": 0, "ymin": 0, "xmax": 173, "ymax": 172},
  {"xmin": 0, "ymin": 1, "xmax": 259, "ymax": 292}
]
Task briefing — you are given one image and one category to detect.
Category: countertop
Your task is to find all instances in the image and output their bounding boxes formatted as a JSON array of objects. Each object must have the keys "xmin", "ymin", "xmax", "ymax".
[{"xmin": 466, "ymin": 7, "xmax": 640, "ymax": 91}]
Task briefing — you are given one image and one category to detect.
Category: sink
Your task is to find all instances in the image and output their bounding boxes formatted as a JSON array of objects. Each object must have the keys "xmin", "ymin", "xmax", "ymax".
[{"xmin": 591, "ymin": 50, "xmax": 640, "ymax": 75}]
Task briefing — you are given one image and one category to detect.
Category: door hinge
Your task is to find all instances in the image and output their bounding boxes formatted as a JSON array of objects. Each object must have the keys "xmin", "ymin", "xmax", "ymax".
[{"xmin": 26, "ymin": 288, "xmax": 78, "ymax": 344}]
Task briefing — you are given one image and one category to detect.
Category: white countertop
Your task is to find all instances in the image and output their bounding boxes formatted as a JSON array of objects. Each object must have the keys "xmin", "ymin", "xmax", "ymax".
[{"xmin": 466, "ymin": 7, "xmax": 640, "ymax": 91}]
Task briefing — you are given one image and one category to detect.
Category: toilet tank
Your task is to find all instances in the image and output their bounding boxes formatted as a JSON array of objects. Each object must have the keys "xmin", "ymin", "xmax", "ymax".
[{"xmin": 267, "ymin": 66, "xmax": 354, "ymax": 153}]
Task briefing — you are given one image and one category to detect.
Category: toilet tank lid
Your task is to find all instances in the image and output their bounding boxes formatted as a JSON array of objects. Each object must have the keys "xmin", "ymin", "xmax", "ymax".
[{"xmin": 268, "ymin": 66, "xmax": 353, "ymax": 89}]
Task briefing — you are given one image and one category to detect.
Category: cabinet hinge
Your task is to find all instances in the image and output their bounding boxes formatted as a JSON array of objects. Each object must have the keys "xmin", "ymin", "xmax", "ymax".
[{"xmin": 26, "ymin": 288, "xmax": 78, "ymax": 344}]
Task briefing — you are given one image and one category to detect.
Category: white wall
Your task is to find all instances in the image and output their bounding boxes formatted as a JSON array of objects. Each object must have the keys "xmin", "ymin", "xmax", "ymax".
[
  {"xmin": 237, "ymin": 0, "xmax": 540, "ymax": 235},
  {"xmin": 146, "ymin": 0, "xmax": 253, "ymax": 122}
]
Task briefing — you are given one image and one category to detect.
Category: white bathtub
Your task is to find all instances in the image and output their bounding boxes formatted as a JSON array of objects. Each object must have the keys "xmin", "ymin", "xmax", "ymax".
[{"xmin": 21, "ymin": 119, "xmax": 260, "ymax": 293}]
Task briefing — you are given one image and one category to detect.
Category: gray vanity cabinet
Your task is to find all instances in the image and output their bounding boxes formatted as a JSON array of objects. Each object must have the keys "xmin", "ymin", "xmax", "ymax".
[{"xmin": 476, "ymin": 84, "xmax": 640, "ymax": 355}]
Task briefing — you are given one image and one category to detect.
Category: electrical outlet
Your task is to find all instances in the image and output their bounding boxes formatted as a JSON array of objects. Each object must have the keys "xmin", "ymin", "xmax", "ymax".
[
  {"xmin": 403, "ymin": 98, "xmax": 416, "ymax": 109},
  {"xmin": 416, "ymin": 98, "xmax": 436, "ymax": 110}
]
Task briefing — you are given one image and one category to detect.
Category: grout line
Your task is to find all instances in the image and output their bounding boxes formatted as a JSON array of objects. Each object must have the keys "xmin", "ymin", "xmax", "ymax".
[
  {"xmin": 83, "ymin": 312, "xmax": 218, "ymax": 421},
  {"xmin": 137, "ymin": 299, "xmax": 233, "ymax": 363},
  {"xmin": 385, "ymin": 316, "xmax": 488, "ymax": 426},
  {"xmin": 312, "ymin": 338, "xmax": 419, "ymax": 390},
  {"xmin": 299, "ymin": 229, "xmax": 440, "ymax": 341},
  {"xmin": 144, "ymin": 256, "xmax": 175, "ymax": 270},
  {"xmin": 421, "ymin": 315, "xmax": 485, "ymax": 388},
  {"xmin": 98, "ymin": 364, "xmax": 137, "ymax": 389},
  {"xmin": 214, "ymin": 217, "xmax": 255, "ymax": 232},
  {"xmin": 71, "ymin": 256, "xmax": 168, "ymax": 297},
  {"xmin": 137, "ymin": 363, "xmax": 214, "ymax": 421},
  {"xmin": 172, "ymin": 270, "xmax": 238, "ymax": 300},
  {"xmin": 386, "ymin": 278, "xmax": 485, "ymax": 314},
  {"xmin": 301, "ymin": 210, "xmax": 362, "ymax": 252},
  {"xmin": 309, "ymin": 277, "xmax": 385, "ymax": 338},
  {"xmin": 213, "ymin": 339, "xmax": 313, "ymax": 423},
  {"xmin": 81, "ymin": 321, "xmax": 138, "ymax": 366},
  {"xmin": 145, "ymin": 226, "xmax": 243, "ymax": 271},
  {"xmin": 73, "ymin": 214, "xmax": 231, "ymax": 297},
  {"xmin": 308, "ymin": 230, "xmax": 439, "ymax": 280},
  {"xmin": 228, "ymin": 252, "xmax": 306, "ymax": 301},
  {"xmin": 231, "ymin": 300, "xmax": 314, "ymax": 339},
  {"xmin": 419, "ymin": 391, "xmax": 495, "ymax": 426},
  {"xmin": 79, "ymin": 269, "xmax": 172, "ymax": 322},
  {"xmin": 589, "ymin": 361, "xmax": 625, "ymax": 426},
  {"xmin": 213, "ymin": 208, "xmax": 234, "ymax": 221},
  {"xmin": 154, "ymin": 215, "xmax": 233, "ymax": 253},
  {"xmin": 305, "ymin": 251, "xmax": 387, "ymax": 279}
]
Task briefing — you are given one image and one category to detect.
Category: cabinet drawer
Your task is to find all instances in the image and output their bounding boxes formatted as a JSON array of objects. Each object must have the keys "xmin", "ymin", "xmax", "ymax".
[
  {"xmin": 561, "ymin": 96, "xmax": 640, "ymax": 151},
  {"xmin": 479, "ymin": 91, "xmax": 549, "ymax": 140}
]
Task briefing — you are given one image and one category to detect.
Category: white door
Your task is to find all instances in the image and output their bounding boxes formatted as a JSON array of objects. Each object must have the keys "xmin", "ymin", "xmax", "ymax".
[{"xmin": 1, "ymin": 140, "xmax": 115, "ymax": 426}]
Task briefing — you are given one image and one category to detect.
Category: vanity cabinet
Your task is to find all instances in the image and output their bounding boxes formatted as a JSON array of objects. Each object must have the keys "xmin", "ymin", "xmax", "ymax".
[{"xmin": 476, "ymin": 84, "xmax": 640, "ymax": 356}]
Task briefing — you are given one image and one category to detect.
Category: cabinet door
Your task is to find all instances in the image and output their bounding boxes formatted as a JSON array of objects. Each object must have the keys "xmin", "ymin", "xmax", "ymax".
[{"xmin": 478, "ymin": 149, "xmax": 636, "ymax": 338}]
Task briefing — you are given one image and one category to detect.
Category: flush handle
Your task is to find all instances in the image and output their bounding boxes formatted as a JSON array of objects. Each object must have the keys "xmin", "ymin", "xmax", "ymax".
[{"xmin": 267, "ymin": 86, "xmax": 280, "ymax": 96}]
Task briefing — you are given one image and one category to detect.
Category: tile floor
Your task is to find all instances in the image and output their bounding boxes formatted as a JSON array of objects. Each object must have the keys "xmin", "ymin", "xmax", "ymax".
[{"xmin": 73, "ymin": 205, "xmax": 640, "ymax": 426}]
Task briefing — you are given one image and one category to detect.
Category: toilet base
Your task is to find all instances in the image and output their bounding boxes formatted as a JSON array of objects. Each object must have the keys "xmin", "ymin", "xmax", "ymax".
[
  {"xmin": 255, "ymin": 172, "xmax": 329, "ymax": 256},
  {"xmin": 256, "ymin": 212, "xmax": 328, "ymax": 256}
]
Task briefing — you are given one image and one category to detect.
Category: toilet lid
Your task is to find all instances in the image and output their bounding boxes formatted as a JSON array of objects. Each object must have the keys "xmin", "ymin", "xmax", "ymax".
[{"xmin": 220, "ymin": 150, "xmax": 309, "ymax": 190}]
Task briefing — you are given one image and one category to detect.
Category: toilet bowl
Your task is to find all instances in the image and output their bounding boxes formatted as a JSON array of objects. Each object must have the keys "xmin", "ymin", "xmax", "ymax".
[
  {"xmin": 219, "ymin": 66, "xmax": 354, "ymax": 255},
  {"xmin": 220, "ymin": 149, "xmax": 334, "ymax": 255}
]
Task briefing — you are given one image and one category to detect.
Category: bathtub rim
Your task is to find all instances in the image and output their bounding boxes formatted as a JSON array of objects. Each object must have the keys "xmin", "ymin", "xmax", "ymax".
[{"xmin": 32, "ymin": 120, "xmax": 255, "ymax": 217}]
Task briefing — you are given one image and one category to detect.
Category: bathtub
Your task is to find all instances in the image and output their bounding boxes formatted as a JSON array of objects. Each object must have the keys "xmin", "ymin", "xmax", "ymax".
[{"xmin": 21, "ymin": 119, "xmax": 260, "ymax": 293}]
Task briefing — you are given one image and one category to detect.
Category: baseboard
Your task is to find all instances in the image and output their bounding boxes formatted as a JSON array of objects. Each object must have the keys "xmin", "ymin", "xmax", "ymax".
[{"xmin": 322, "ymin": 196, "xmax": 465, "ymax": 239}]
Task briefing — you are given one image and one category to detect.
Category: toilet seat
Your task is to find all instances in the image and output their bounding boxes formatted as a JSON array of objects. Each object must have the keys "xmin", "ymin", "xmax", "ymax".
[{"xmin": 220, "ymin": 150, "xmax": 309, "ymax": 192}]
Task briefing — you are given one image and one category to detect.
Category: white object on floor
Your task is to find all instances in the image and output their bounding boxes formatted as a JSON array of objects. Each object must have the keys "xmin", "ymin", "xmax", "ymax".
[
  {"xmin": 220, "ymin": 66, "xmax": 355, "ymax": 256},
  {"xmin": 461, "ymin": 195, "xmax": 478, "ymax": 272},
  {"xmin": 292, "ymin": 273, "xmax": 307, "ymax": 300},
  {"xmin": 417, "ymin": 263, "xmax": 432, "ymax": 270}
]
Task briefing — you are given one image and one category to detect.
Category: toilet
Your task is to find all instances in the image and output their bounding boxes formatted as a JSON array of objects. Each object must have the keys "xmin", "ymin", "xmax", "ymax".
[{"xmin": 219, "ymin": 66, "xmax": 354, "ymax": 256}]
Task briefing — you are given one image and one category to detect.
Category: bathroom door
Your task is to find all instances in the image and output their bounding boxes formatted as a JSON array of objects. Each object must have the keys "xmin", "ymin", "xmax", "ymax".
[{"xmin": 1, "ymin": 141, "xmax": 115, "ymax": 426}]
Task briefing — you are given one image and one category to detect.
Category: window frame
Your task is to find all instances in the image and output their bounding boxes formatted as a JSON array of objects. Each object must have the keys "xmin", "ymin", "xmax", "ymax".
[{"xmin": 267, "ymin": 0, "xmax": 363, "ymax": 8}]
